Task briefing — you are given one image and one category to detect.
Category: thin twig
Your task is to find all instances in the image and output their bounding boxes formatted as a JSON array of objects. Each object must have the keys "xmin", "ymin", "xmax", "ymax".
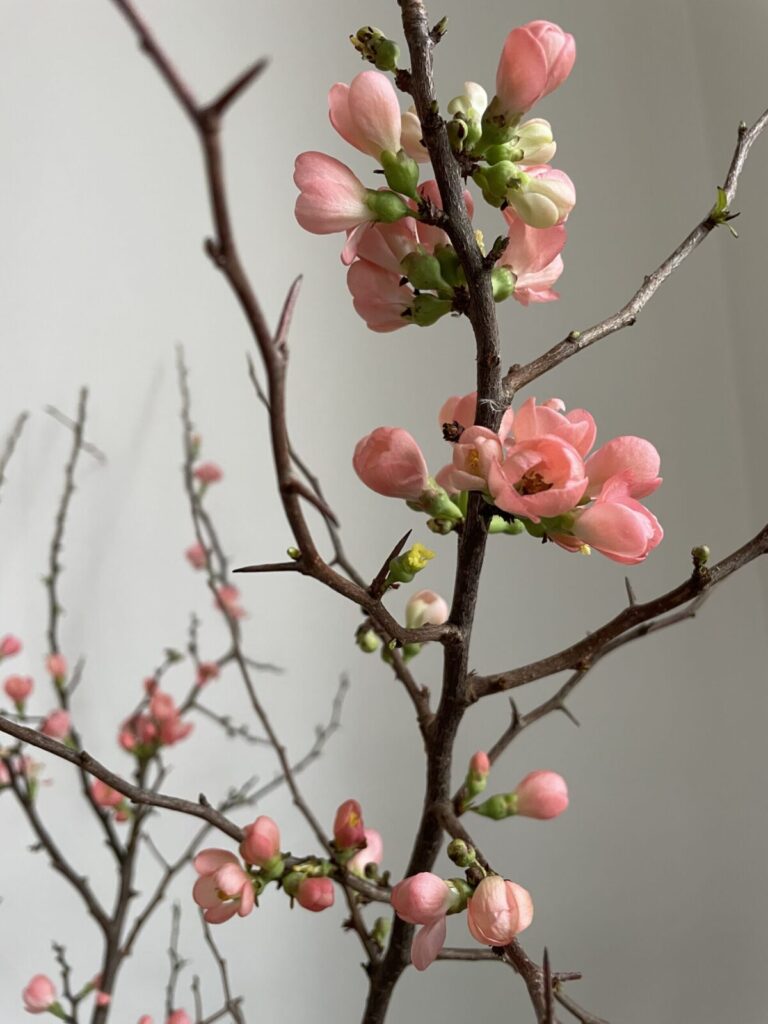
[{"xmin": 0, "ymin": 411, "xmax": 29, "ymax": 503}]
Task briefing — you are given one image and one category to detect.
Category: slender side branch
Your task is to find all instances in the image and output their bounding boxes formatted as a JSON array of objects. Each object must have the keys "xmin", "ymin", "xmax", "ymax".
[
  {"xmin": 0, "ymin": 411, "xmax": 28, "ymax": 503},
  {"xmin": 503, "ymin": 109, "xmax": 768, "ymax": 396}
]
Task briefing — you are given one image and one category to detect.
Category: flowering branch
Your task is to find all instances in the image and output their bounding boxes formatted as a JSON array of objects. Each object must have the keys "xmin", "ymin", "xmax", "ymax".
[{"xmin": 503, "ymin": 108, "xmax": 768, "ymax": 396}]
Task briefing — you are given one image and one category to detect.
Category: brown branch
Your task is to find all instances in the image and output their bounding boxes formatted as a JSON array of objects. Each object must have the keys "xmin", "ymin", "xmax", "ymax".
[
  {"xmin": 471, "ymin": 525, "xmax": 768, "ymax": 699},
  {"xmin": 200, "ymin": 915, "xmax": 246, "ymax": 1024},
  {"xmin": 503, "ymin": 108, "xmax": 768, "ymax": 397},
  {"xmin": 44, "ymin": 405, "xmax": 107, "ymax": 463},
  {"xmin": 0, "ymin": 411, "xmax": 28, "ymax": 503},
  {"xmin": 554, "ymin": 986, "xmax": 610, "ymax": 1024}
]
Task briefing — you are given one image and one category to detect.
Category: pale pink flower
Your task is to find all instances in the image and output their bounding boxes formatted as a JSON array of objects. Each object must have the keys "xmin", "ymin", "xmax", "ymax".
[
  {"xmin": 334, "ymin": 799, "xmax": 365, "ymax": 849},
  {"xmin": 193, "ymin": 462, "xmax": 222, "ymax": 485},
  {"xmin": 4, "ymin": 675, "xmax": 33, "ymax": 703},
  {"xmin": 22, "ymin": 974, "xmax": 57, "ymax": 1014},
  {"xmin": 354, "ymin": 217, "xmax": 421, "ymax": 274},
  {"xmin": 391, "ymin": 873, "xmax": 454, "ymax": 971},
  {"xmin": 91, "ymin": 779, "xmax": 124, "ymax": 810},
  {"xmin": 40, "ymin": 709, "xmax": 71, "ymax": 740},
  {"xmin": 296, "ymin": 876, "xmax": 335, "ymax": 912},
  {"xmin": 215, "ymin": 585, "xmax": 246, "ymax": 620},
  {"xmin": 158, "ymin": 714, "xmax": 193, "ymax": 747},
  {"xmin": 405, "ymin": 590, "xmax": 450, "ymax": 629},
  {"xmin": 193, "ymin": 849, "xmax": 255, "ymax": 924},
  {"xmin": 496, "ymin": 21, "xmax": 575, "ymax": 118},
  {"xmin": 167, "ymin": 1013, "xmax": 191, "ymax": 1024},
  {"xmin": 514, "ymin": 770, "xmax": 569, "ymax": 819},
  {"xmin": 185, "ymin": 543, "xmax": 206, "ymax": 569},
  {"xmin": 0, "ymin": 635, "xmax": 22, "ymax": 658},
  {"xmin": 507, "ymin": 165, "xmax": 576, "ymax": 228},
  {"xmin": 584, "ymin": 436, "xmax": 662, "ymax": 499},
  {"xmin": 46, "ymin": 653, "xmax": 67, "ymax": 680},
  {"xmin": 499, "ymin": 210, "xmax": 566, "ymax": 305},
  {"xmin": 348, "ymin": 829, "xmax": 383, "ymax": 876},
  {"xmin": 467, "ymin": 876, "xmax": 534, "ymax": 946},
  {"xmin": 196, "ymin": 661, "xmax": 220, "ymax": 686},
  {"xmin": 329, "ymin": 71, "xmax": 402, "ymax": 158},
  {"xmin": 240, "ymin": 816, "xmax": 281, "ymax": 867},
  {"xmin": 558, "ymin": 477, "xmax": 663, "ymax": 564},
  {"xmin": 347, "ymin": 260, "xmax": 413, "ymax": 332},
  {"xmin": 294, "ymin": 152, "xmax": 374, "ymax": 234},
  {"xmin": 514, "ymin": 255, "xmax": 564, "ymax": 305},
  {"xmin": 353, "ymin": 427, "xmax": 429, "ymax": 500},
  {"xmin": 436, "ymin": 426, "xmax": 504, "ymax": 495},
  {"xmin": 400, "ymin": 109, "xmax": 429, "ymax": 162},
  {"xmin": 488, "ymin": 435, "xmax": 587, "ymax": 522}
]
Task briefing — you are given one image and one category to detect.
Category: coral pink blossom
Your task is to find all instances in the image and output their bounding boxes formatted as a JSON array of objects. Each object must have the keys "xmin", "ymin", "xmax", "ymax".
[
  {"xmin": 0, "ymin": 635, "xmax": 22, "ymax": 658},
  {"xmin": 46, "ymin": 653, "xmax": 67, "ymax": 679},
  {"xmin": 584, "ymin": 436, "xmax": 662, "ymax": 499},
  {"xmin": 185, "ymin": 542, "xmax": 206, "ymax": 569},
  {"xmin": 91, "ymin": 779, "xmax": 124, "ymax": 810},
  {"xmin": 347, "ymin": 260, "xmax": 413, "ymax": 332},
  {"xmin": 559, "ymin": 477, "xmax": 663, "ymax": 564},
  {"xmin": 193, "ymin": 850, "xmax": 255, "ymax": 924},
  {"xmin": 513, "ymin": 397, "xmax": 596, "ymax": 458},
  {"xmin": 514, "ymin": 770, "xmax": 569, "ymax": 819},
  {"xmin": 391, "ymin": 873, "xmax": 453, "ymax": 970},
  {"xmin": 329, "ymin": 71, "xmax": 402, "ymax": 158},
  {"xmin": 353, "ymin": 428, "xmax": 429, "ymax": 500},
  {"xmin": 40, "ymin": 709, "xmax": 71, "ymax": 740},
  {"xmin": 196, "ymin": 661, "xmax": 220, "ymax": 686},
  {"xmin": 348, "ymin": 829, "xmax": 383, "ymax": 876},
  {"xmin": 405, "ymin": 590, "xmax": 450, "ymax": 629},
  {"xmin": 436, "ymin": 426, "xmax": 503, "ymax": 495},
  {"xmin": 496, "ymin": 20, "xmax": 575, "ymax": 118},
  {"xmin": 438, "ymin": 392, "xmax": 515, "ymax": 441},
  {"xmin": 4, "ymin": 675, "xmax": 33, "ymax": 703},
  {"xmin": 471, "ymin": 751, "xmax": 491, "ymax": 776},
  {"xmin": 296, "ymin": 876, "xmax": 335, "ymax": 912},
  {"xmin": 508, "ymin": 165, "xmax": 576, "ymax": 229},
  {"xmin": 294, "ymin": 152, "xmax": 373, "ymax": 234},
  {"xmin": 488, "ymin": 435, "xmax": 587, "ymax": 521},
  {"xmin": 22, "ymin": 975, "xmax": 57, "ymax": 1014},
  {"xmin": 240, "ymin": 816, "xmax": 281, "ymax": 867},
  {"xmin": 95, "ymin": 992, "xmax": 111, "ymax": 1007},
  {"xmin": 334, "ymin": 799, "xmax": 365, "ymax": 849},
  {"xmin": 167, "ymin": 1013, "xmax": 191, "ymax": 1024},
  {"xmin": 215, "ymin": 585, "xmax": 245, "ymax": 620},
  {"xmin": 467, "ymin": 876, "xmax": 534, "ymax": 946},
  {"xmin": 193, "ymin": 462, "xmax": 222, "ymax": 485},
  {"xmin": 500, "ymin": 210, "xmax": 566, "ymax": 305}
]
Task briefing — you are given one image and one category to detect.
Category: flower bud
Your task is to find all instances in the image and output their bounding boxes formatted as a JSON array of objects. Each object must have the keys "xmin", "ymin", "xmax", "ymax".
[
  {"xmin": 0, "ymin": 635, "xmax": 22, "ymax": 659},
  {"xmin": 391, "ymin": 873, "xmax": 452, "ymax": 924},
  {"xmin": 240, "ymin": 816, "xmax": 281, "ymax": 867},
  {"xmin": 488, "ymin": 515, "xmax": 525, "ymax": 535},
  {"xmin": 464, "ymin": 750, "xmax": 491, "ymax": 802},
  {"xmin": 380, "ymin": 149, "xmax": 419, "ymax": 199},
  {"xmin": 350, "ymin": 26, "xmax": 400, "ymax": 72},
  {"xmin": 193, "ymin": 461, "xmax": 223, "ymax": 485},
  {"xmin": 400, "ymin": 252, "xmax": 453, "ymax": 295},
  {"xmin": 185, "ymin": 543, "xmax": 206, "ymax": 570},
  {"xmin": 4, "ymin": 674, "xmax": 33, "ymax": 705},
  {"xmin": 365, "ymin": 189, "xmax": 411, "ymax": 224},
  {"xmin": 405, "ymin": 590, "xmax": 449, "ymax": 629},
  {"xmin": 333, "ymin": 799, "xmax": 365, "ymax": 850},
  {"xmin": 513, "ymin": 770, "xmax": 569, "ymax": 819},
  {"xmin": 467, "ymin": 875, "xmax": 534, "ymax": 945},
  {"xmin": 472, "ymin": 793, "xmax": 514, "ymax": 820},
  {"xmin": 355, "ymin": 626, "xmax": 381, "ymax": 653},
  {"xmin": 447, "ymin": 838, "xmax": 477, "ymax": 868},
  {"xmin": 506, "ymin": 168, "xmax": 576, "ymax": 228},
  {"xmin": 433, "ymin": 245, "xmax": 464, "ymax": 288},
  {"xmin": 353, "ymin": 427, "xmax": 429, "ymax": 500},
  {"xmin": 514, "ymin": 118, "xmax": 556, "ymax": 164},
  {"xmin": 40, "ymin": 709, "xmax": 71, "ymax": 741},
  {"xmin": 22, "ymin": 975, "xmax": 60, "ymax": 1015},
  {"xmin": 408, "ymin": 293, "xmax": 453, "ymax": 327},
  {"xmin": 45, "ymin": 653, "xmax": 67, "ymax": 683},
  {"xmin": 296, "ymin": 876, "xmax": 335, "ymax": 912},
  {"xmin": 348, "ymin": 828, "xmax": 383, "ymax": 877},
  {"xmin": 385, "ymin": 543, "xmax": 435, "ymax": 585}
]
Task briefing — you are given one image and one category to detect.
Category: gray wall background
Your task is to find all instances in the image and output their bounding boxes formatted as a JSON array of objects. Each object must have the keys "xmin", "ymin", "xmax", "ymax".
[{"xmin": 1, "ymin": 1, "xmax": 767, "ymax": 1021}]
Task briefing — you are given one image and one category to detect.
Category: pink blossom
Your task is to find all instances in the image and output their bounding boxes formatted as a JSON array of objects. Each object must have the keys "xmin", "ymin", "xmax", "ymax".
[
  {"xmin": 558, "ymin": 477, "xmax": 663, "ymax": 564},
  {"xmin": 193, "ymin": 462, "xmax": 222, "ymax": 485},
  {"xmin": 46, "ymin": 653, "xmax": 67, "ymax": 680},
  {"xmin": 353, "ymin": 217, "xmax": 421, "ymax": 274},
  {"xmin": 240, "ymin": 816, "xmax": 281, "ymax": 867},
  {"xmin": 193, "ymin": 849, "xmax": 255, "ymax": 924},
  {"xmin": 496, "ymin": 21, "xmax": 575, "ymax": 118},
  {"xmin": 401, "ymin": 109, "xmax": 429, "ymax": 163},
  {"xmin": 333, "ymin": 799, "xmax": 365, "ymax": 849},
  {"xmin": 500, "ymin": 210, "xmax": 566, "ymax": 305},
  {"xmin": 91, "ymin": 779, "xmax": 124, "ymax": 810},
  {"xmin": 513, "ymin": 396, "xmax": 596, "ymax": 458},
  {"xmin": 40, "ymin": 709, "xmax": 71, "ymax": 740},
  {"xmin": 296, "ymin": 876, "xmax": 335, "ymax": 912},
  {"xmin": 488, "ymin": 435, "xmax": 587, "ymax": 522},
  {"xmin": 508, "ymin": 165, "xmax": 576, "ymax": 228},
  {"xmin": 391, "ymin": 873, "xmax": 453, "ymax": 970},
  {"xmin": 466, "ymin": 876, "xmax": 534, "ymax": 946},
  {"xmin": 353, "ymin": 427, "xmax": 429, "ymax": 500},
  {"xmin": 95, "ymin": 992, "xmax": 111, "ymax": 1007},
  {"xmin": 584, "ymin": 436, "xmax": 662, "ymax": 499},
  {"xmin": 470, "ymin": 751, "xmax": 491, "ymax": 776},
  {"xmin": 138, "ymin": 1017, "xmax": 154, "ymax": 1024},
  {"xmin": 348, "ymin": 829, "xmax": 383, "ymax": 876},
  {"xmin": 4, "ymin": 675, "xmax": 33, "ymax": 703},
  {"xmin": 0, "ymin": 635, "xmax": 22, "ymax": 658},
  {"xmin": 22, "ymin": 974, "xmax": 57, "ymax": 1014},
  {"xmin": 185, "ymin": 543, "xmax": 206, "ymax": 569},
  {"xmin": 329, "ymin": 71, "xmax": 402, "ymax": 158},
  {"xmin": 438, "ymin": 391, "xmax": 515, "ymax": 441},
  {"xmin": 215, "ymin": 585, "xmax": 246, "ymax": 620},
  {"xmin": 196, "ymin": 661, "xmax": 220, "ymax": 686},
  {"xmin": 347, "ymin": 260, "xmax": 413, "ymax": 332},
  {"xmin": 514, "ymin": 770, "xmax": 569, "ymax": 819},
  {"xmin": 405, "ymin": 590, "xmax": 450, "ymax": 629},
  {"xmin": 294, "ymin": 152, "xmax": 374, "ymax": 234},
  {"xmin": 167, "ymin": 1013, "xmax": 191, "ymax": 1024},
  {"xmin": 436, "ymin": 426, "xmax": 504, "ymax": 495}
]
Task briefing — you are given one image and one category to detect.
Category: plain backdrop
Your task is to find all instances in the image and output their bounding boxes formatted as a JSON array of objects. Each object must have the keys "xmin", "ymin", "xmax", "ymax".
[{"xmin": 1, "ymin": 1, "xmax": 767, "ymax": 1022}]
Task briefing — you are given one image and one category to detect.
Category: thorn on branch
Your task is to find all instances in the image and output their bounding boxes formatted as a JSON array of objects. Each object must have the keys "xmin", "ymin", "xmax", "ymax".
[
  {"xmin": 624, "ymin": 576, "xmax": 637, "ymax": 607},
  {"xmin": 558, "ymin": 703, "xmax": 580, "ymax": 728},
  {"xmin": 368, "ymin": 530, "xmax": 412, "ymax": 599},
  {"xmin": 204, "ymin": 238, "xmax": 226, "ymax": 268},
  {"xmin": 275, "ymin": 276, "xmax": 303, "ymax": 358}
]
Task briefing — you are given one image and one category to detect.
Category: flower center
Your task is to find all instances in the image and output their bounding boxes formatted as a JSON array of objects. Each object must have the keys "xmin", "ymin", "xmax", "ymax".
[{"xmin": 516, "ymin": 469, "xmax": 552, "ymax": 495}]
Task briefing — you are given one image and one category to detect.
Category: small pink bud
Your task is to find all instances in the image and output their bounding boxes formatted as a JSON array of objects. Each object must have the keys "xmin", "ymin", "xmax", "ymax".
[
  {"xmin": 196, "ymin": 661, "xmax": 220, "ymax": 686},
  {"xmin": 353, "ymin": 427, "xmax": 429, "ymax": 500},
  {"xmin": 391, "ymin": 872, "xmax": 452, "ymax": 925},
  {"xmin": 40, "ymin": 709, "xmax": 71, "ymax": 740},
  {"xmin": 470, "ymin": 751, "xmax": 490, "ymax": 776},
  {"xmin": 0, "ymin": 635, "xmax": 22, "ymax": 658},
  {"xmin": 296, "ymin": 876, "xmax": 335, "ymax": 912},
  {"xmin": 193, "ymin": 462, "xmax": 223, "ymax": 485},
  {"xmin": 91, "ymin": 779, "xmax": 123, "ymax": 810},
  {"xmin": 4, "ymin": 674, "xmax": 34, "ymax": 703},
  {"xmin": 333, "ymin": 799, "xmax": 365, "ymax": 849},
  {"xmin": 45, "ymin": 653, "xmax": 67, "ymax": 680},
  {"xmin": 240, "ymin": 816, "xmax": 281, "ymax": 867},
  {"xmin": 467, "ymin": 876, "xmax": 534, "ymax": 946},
  {"xmin": 495, "ymin": 21, "xmax": 575, "ymax": 119},
  {"xmin": 22, "ymin": 974, "xmax": 57, "ymax": 1013},
  {"xmin": 405, "ymin": 590, "xmax": 449, "ymax": 629},
  {"xmin": 513, "ymin": 770, "xmax": 569, "ymax": 819},
  {"xmin": 96, "ymin": 992, "xmax": 111, "ymax": 1007},
  {"xmin": 215, "ymin": 585, "xmax": 245, "ymax": 620},
  {"xmin": 185, "ymin": 543, "xmax": 206, "ymax": 570},
  {"xmin": 167, "ymin": 1013, "xmax": 192, "ymax": 1024}
]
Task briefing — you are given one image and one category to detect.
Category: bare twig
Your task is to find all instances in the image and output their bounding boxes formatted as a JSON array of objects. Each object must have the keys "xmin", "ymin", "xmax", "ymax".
[
  {"xmin": 44, "ymin": 405, "xmax": 107, "ymax": 463},
  {"xmin": 165, "ymin": 904, "xmax": 188, "ymax": 1019},
  {"xmin": 0, "ymin": 411, "xmax": 28, "ymax": 503},
  {"xmin": 200, "ymin": 915, "xmax": 246, "ymax": 1024}
]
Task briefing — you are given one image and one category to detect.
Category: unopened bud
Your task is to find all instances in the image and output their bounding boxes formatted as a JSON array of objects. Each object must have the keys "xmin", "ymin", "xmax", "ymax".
[
  {"xmin": 446, "ymin": 877, "xmax": 473, "ymax": 913},
  {"xmin": 356, "ymin": 626, "xmax": 381, "ymax": 654},
  {"xmin": 692, "ymin": 544, "xmax": 710, "ymax": 568},
  {"xmin": 381, "ymin": 149, "xmax": 419, "ymax": 199},
  {"xmin": 350, "ymin": 26, "xmax": 400, "ymax": 72},
  {"xmin": 385, "ymin": 543, "xmax": 435, "ymax": 586},
  {"xmin": 472, "ymin": 792, "xmax": 517, "ymax": 820},
  {"xmin": 372, "ymin": 916, "xmax": 391, "ymax": 948},
  {"xmin": 447, "ymin": 838, "xmax": 477, "ymax": 868},
  {"xmin": 514, "ymin": 118, "xmax": 556, "ymax": 165},
  {"xmin": 433, "ymin": 244, "xmax": 464, "ymax": 288},
  {"xmin": 287, "ymin": 546, "xmax": 301, "ymax": 560},
  {"xmin": 409, "ymin": 293, "xmax": 453, "ymax": 327},
  {"xmin": 401, "ymin": 252, "xmax": 453, "ymax": 295},
  {"xmin": 488, "ymin": 515, "xmax": 525, "ymax": 535}
]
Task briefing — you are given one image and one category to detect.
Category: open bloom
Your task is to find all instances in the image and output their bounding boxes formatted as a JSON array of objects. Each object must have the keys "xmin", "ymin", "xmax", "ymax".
[
  {"xmin": 329, "ymin": 71, "xmax": 402, "ymax": 159},
  {"xmin": 391, "ymin": 872, "xmax": 454, "ymax": 970},
  {"xmin": 488, "ymin": 435, "xmax": 587, "ymax": 521},
  {"xmin": 193, "ymin": 850, "xmax": 255, "ymax": 924},
  {"xmin": 467, "ymin": 876, "xmax": 534, "ymax": 946},
  {"xmin": 584, "ymin": 436, "xmax": 662, "ymax": 499},
  {"xmin": 240, "ymin": 816, "xmax": 281, "ymax": 867},
  {"xmin": 334, "ymin": 799, "xmax": 365, "ymax": 849},
  {"xmin": 495, "ymin": 20, "xmax": 575, "ymax": 119},
  {"xmin": 348, "ymin": 829, "xmax": 383, "ymax": 876},
  {"xmin": 499, "ymin": 210, "xmax": 566, "ymax": 305},
  {"xmin": 557, "ymin": 476, "xmax": 663, "ymax": 564},
  {"xmin": 4, "ymin": 675, "xmax": 33, "ymax": 703},
  {"xmin": 294, "ymin": 153, "xmax": 374, "ymax": 234},
  {"xmin": 296, "ymin": 876, "xmax": 335, "ymax": 912},
  {"xmin": 353, "ymin": 427, "xmax": 429, "ymax": 500},
  {"xmin": 22, "ymin": 975, "xmax": 57, "ymax": 1014},
  {"xmin": 513, "ymin": 770, "xmax": 569, "ymax": 819},
  {"xmin": 0, "ymin": 635, "xmax": 22, "ymax": 658}
]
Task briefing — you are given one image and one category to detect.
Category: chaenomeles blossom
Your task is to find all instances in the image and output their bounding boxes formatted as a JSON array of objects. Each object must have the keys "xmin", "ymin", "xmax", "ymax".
[
  {"xmin": 498, "ymin": 209, "xmax": 566, "ymax": 305},
  {"xmin": 493, "ymin": 21, "xmax": 576, "ymax": 123},
  {"xmin": 215, "ymin": 584, "xmax": 246, "ymax": 620},
  {"xmin": 167, "ymin": 1012, "xmax": 191, "ymax": 1024},
  {"xmin": 150, "ymin": 692, "xmax": 193, "ymax": 746},
  {"xmin": 347, "ymin": 829, "xmax": 383, "ymax": 877},
  {"xmin": 334, "ymin": 799, "xmax": 366, "ymax": 850},
  {"xmin": 195, "ymin": 661, "xmax": 220, "ymax": 686},
  {"xmin": 405, "ymin": 590, "xmax": 450, "ymax": 629},
  {"xmin": 391, "ymin": 872, "xmax": 458, "ymax": 970},
  {"xmin": 193, "ymin": 850, "xmax": 255, "ymax": 924},
  {"xmin": 185, "ymin": 542, "xmax": 206, "ymax": 569},
  {"xmin": 40, "ymin": 709, "xmax": 71, "ymax": 741},
  {"xmin": 346, "ymin": 258, "xmax": 416, "ymax": 333},
  {"xmin": 464, "ymin": 750, "xmax": 491, "ymax": 802},
  {"xmin": 45, "ymin": 653, "xmax": 67, "ymax": 682},
  {"xmin": 329, "ymin": 70, "xmax": 427, "ymax": 162},
  {"xmin": 95, "ymin": 992, "xmax": 111, "ymax": 1007},
  {"xmin": 240, "ymin": 816, "xmax": 281, "ymax": 868},
  {"xmin": 193, "ymin": 461, "xmax": 223, "ymax": 485},
  {"xmin": 466, "ymin": 875, "xmax": 534, "ymax": 946},
  {"xmin": 506, "ymin": 164, "xmax": 576, "ymax": 229},
  {"xmin": 4, "ymin": 674, "xmax": 34, "ymax": 705},
  {"xmin": 91, "ymin": 779, "xmax": 130, "ymax": 822},
  {"xmin": 22, "ymin": 974, "xmax": 60, "ymax": 1015},
  {"xmin": 119, "ymin": 691, "xmax": 192, "ymax": 755},
  {"xmin": 513, "ymin": 770, "xmax": 569, "ymax": 819},
  {"xmin": 296, "ymin": 876, "xmax": 335, "ymax": 912},
  {"xmin": 353, "ymin": 428, "xmax": 429, "ymax": 500},
  {"xmin": 0, "ymin": 634, "xmax": 22, "ymax": 659}
]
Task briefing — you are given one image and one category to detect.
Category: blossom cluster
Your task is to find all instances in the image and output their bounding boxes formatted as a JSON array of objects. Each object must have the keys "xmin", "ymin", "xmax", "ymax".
[{"xmin": 294, "ymin": 21, "xmax": 576, "ymax": 331}]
